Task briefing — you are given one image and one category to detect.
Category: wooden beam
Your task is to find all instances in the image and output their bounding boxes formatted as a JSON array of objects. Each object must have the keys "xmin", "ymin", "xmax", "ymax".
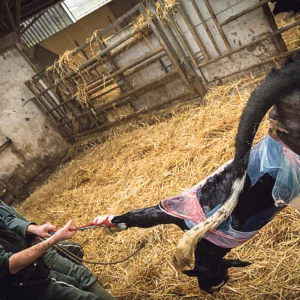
[
  {"xmin": 4, "ymin": 0, "xmax": 16, "ymax": 31},
  {"xmin": 15, "ymin": 0, "xmax": 21, "ymax": 29},
  {"xmin": 20, "ymin": 0, "xmax": 62, "ymax": 22},
  {"xmin": 20, "ymin": 13, "xmax": 43, "ymax": 35}
]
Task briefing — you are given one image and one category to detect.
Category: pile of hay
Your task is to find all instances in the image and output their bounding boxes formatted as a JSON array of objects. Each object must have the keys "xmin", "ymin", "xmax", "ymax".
[
  {"xmin": 18, "ymin": 74, "xmax": 300, "ymax": 299},
  {"xmin": 278, "ymin": 17, "xmax": 300, "ymax": 50}
]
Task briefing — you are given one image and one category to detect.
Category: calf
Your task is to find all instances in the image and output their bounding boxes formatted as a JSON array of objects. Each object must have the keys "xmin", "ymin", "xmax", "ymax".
[
  {"xmin": 93, "ymin": 54, "xmax": 300, "ymax": 293},
  {"xmin": 271, "ymin": 0, "xmax": 300, "ymax": 16}
]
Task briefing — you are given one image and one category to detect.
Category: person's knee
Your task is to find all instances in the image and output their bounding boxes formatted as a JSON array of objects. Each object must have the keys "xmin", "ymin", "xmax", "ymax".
[
  {"xmin": 88, "ymin": 281, "xmax": 116, "ymax": 300},
  {"xmin": 57, "ymin": 240, "xmax": 84, "ymax": 260}
]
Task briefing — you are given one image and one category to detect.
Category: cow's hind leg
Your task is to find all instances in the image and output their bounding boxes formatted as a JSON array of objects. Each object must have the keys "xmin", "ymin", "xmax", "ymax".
[{"xmin": 173, "ymin": 174, "xmax": 246, "ymax": 271}]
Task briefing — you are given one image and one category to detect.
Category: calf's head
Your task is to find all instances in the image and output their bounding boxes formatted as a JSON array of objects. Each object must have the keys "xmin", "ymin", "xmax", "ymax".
[{"xmin": 183, "ymin": 240, "xmax": 250, "ymax": 294}]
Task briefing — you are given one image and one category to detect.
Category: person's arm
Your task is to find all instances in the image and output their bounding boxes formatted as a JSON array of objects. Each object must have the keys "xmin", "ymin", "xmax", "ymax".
[
  {"xmin": 0, "ymin": 214, "xmax": 35, "ymax": 238},
  {"xmin": 8, "ymin": 220, "xmax": 75, "ymax": 274},
  {"xmin": 0, "ymin": 213, "xmax": 56, "ymax": 239},
  {"xmin": 26, "ymin": 223, "xmax": 57, "ymax": 238}
]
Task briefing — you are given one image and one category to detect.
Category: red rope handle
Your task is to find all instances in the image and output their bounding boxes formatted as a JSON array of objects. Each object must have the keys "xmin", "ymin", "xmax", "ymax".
[
  {"xmin": 50, "ymin": 217, "xmax": 115, "ymax": 234},
  {"xmin": 68, "ymin": 222, "xmax": 96, "ymax": 231}
]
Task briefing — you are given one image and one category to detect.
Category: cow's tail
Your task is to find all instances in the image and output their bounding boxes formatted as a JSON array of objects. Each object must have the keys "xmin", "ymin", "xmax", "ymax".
[{"xmin": 173, "ymin": 53, "xmax": 300, "ymax": 272}]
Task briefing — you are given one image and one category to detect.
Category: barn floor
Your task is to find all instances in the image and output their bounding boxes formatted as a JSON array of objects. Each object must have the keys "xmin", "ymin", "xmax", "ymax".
[{"xmin": 17, "ymin": 73, "xmax": 300, "ymax": 299}]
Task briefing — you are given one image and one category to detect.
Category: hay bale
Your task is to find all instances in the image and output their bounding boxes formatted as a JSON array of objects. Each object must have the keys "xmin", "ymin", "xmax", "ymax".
[{"xmin": 17, "ymin": 75, "xmax": 300, "ymax": 299}]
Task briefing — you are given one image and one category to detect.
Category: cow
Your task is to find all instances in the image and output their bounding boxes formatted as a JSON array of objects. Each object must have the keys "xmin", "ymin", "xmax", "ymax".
[
  {"xmin": 271, "ymin": 0, "xmax": 300, "ymax": 21},
  {"xmin": 93, "ymin": 53, "xmax": 300, "ymax": 294}
]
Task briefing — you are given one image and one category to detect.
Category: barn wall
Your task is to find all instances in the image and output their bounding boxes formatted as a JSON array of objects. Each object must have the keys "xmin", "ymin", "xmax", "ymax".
[
  {"xmin": 101, "ymin": 0, "xmax": 277, "ymax": 110},
  {"xmin": 107, "ymin": 0, "xmax": 141, "ymax": 28},
  {"xmin": 177, "ymin": 0, "xmax": 279, "ymax": 82},
  {"xmin": 27, "ymin": 0, "xmax": 291, "ymax": 141},
  {"xmin": 40, "ymin": 5, "xmax": 120, "ymax": 56},
  {"xmin": 0, "ymin": 44, "xmax": 68, "ymax": 205}
]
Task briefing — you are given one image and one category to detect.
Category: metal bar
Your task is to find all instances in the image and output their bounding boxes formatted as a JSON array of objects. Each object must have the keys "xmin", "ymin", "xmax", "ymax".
[
  {"xmin": 203, "ymin": 0, "xmax": 231, "ymax": 51},
  {"xmin": 35, "ymin": 83, "xmax": 67, "ymax": 122},
  {"xmin": 68, "ymin": 91, "xmax": 191, "ymax": 141},
  {"xmin": 176, "ymin": 1, "xmax": 209, "ymax": 60},
  {"xmin": 88, "ymin": 51, "xmax": 167, "ymax": 97},
  {"xmin": 154, "ymin": 0, "xmax": 206, "ymax": 96},
  {"xmin": 88, "ymin": 78, "xmax": 116, "ymax": 96},
  {"xmin": 208, "ymin": 47, "xmax": 300, "ymax": 84},
  {"xmin": 28, "ymin": 5, "xmax": 145, "ymax": 84},
  {"xmin": 26, "ymin": 81, "xmax": 71, "ymax": 138},
  {"xmin": 35, "ymin": 83, "xmax": 76, "ymax": 136},
  {"xmin": 198, "ymin": 34, "xmax": 266, "ymax": 68},
  {"xmin": 107, "ymin": 15, "xmax": 118, "ymax": 33},
  {"xmin": 160, "ymin": 2, "xmax": 198, "ymax": 69},
  {"xmin": 92, "ymin": 70, "xmax": 178, "ymax": 109},
  {"xmin": 28, "ymin": 21, "xmax": 149, "ymax": 92},
  {"xmin": 74, "ymin": 40, "xmax": 101, "ymax": 77},
  {"xmin": 87, "ymin": 47, "xmax": 164, "ymax": 92},
  {"xmin": 90, "ymin": 83, "xmax": 122, "ymax": 100},
  {"xmin": 190, "ymin": 0, "xmax": 221, "ymax": 56},
  {"xmin": 159, "ymin": 1, "xmax": 208, "ymax": 85},
  {"xmin": 73, "ymin": 2, "xmax": 144, "ymax": 56},
  {"xmin": 26, "ymin": 82, "xmax": 55, "ymax": 115},
  {"xmin": 220, "ymin": 0, "xmax": 270, "ymax": 27},
  {"xmin": 262, "ymin": 3, "xmax": 287, "ymax": 53},
  {"xmin": 124, "ymin": 52, "xmax": 167, "ymax": 77},
  {"xmin": 139, "ymin": 4, "xmax": 194, "ymax": 94},
  {"xmin": 98, "ymin": 37, "xmax": 133, "ymax": 94},
  {"xmin": 198, "ymin": 18, "xmax": 300, "ymax": 69},
  {"xmin": 58, "ymin": 70, "xmax": 179, "ymax": 128}
]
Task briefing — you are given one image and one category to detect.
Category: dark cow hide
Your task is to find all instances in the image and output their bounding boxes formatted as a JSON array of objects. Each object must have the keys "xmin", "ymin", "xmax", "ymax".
[{"xmin": 93, "ymin": 53, "xmax": 300, "ymax": 294}]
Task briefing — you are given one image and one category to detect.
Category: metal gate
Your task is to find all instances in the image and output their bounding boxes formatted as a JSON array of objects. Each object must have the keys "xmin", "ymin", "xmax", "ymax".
[{"xmin": 25, "ymin": 0, "xmax": 300, "ymax": 141}]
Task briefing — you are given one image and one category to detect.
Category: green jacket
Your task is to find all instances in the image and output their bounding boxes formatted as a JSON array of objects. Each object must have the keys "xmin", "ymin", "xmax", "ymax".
[
  {"xmin": 0, "ymin": 200, "xmax": 51, "ymax": 299},
  {"xmin": 0, "ymin": 200, "xmax": 36, "ymax": 279}
]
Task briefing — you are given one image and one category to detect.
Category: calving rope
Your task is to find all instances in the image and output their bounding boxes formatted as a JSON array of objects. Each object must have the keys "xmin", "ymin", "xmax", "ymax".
[
  {"xmin": 54, "ymin": 240, "xmax": 147, "ymax": 265},
  {"xmin": 49, "ymin": 222, "xmax": 109, "ymax": 234},
  {"xmin": 47, "ymin": 222, "xmax": 147, "ymax": 265}
]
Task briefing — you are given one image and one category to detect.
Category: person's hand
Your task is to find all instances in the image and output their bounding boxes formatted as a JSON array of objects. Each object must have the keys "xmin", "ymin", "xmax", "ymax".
[
  {"xmin": 93, "ymin": 215, "xmax": 114, "ymax": 226},
  {"xmin": 27, "ymin": 223, "xmax": 57, "ymax": 238},
  {"xmin": 52, "ymin": 220, "xmax": 76, "ymax": 243}
]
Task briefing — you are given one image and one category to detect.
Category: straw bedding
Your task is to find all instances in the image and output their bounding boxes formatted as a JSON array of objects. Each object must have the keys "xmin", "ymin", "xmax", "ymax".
[{"xmin": 17, "ymin": 75, "xmax": 300, "ymax": 299}]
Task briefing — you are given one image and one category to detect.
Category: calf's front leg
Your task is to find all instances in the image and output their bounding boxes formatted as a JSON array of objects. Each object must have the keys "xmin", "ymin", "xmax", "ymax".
[{"xmin": 94, "ymin": 204, "xmax": 187, "ymax": 230}]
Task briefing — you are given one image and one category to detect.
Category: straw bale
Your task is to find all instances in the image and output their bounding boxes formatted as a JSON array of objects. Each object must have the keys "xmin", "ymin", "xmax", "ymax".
[
  {"xmin": 277, "ymin": 17, "xmax": 300, "ymax": 50},
  {"xmin": 17, "ymin": 73, "xmax": 300, "ymax": 299}
]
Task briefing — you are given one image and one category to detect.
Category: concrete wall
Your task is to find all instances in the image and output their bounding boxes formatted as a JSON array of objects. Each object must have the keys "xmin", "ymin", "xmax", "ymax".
[
  {"xmin": 99, "ymin": 0, "xmax": 278, "ymax": 111},
  {"xmin": 0, "ymin": 45, "xmax": 68, "ymax": 205},
  {"xmin": 108, "ymin": 0, "xmax": 141, "ymax": 28},
  {"xmin": 106, "ymin": 32, "xmax": 188, "ymax": 111},
  {"xmin": 175, "ymin": 0, "xmax": 278, "ymax": 82}
]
